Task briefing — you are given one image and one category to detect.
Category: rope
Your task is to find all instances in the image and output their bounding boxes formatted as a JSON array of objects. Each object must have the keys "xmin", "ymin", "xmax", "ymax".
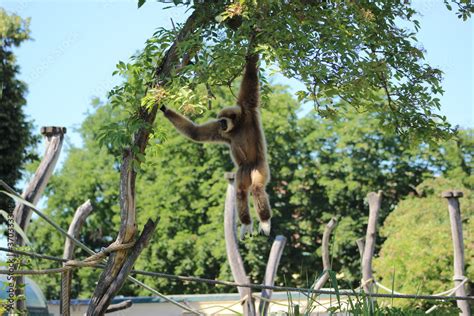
[
  {"xmin": 61, "ymin": 270, "xmax": 70, "ymax": 316},
  {"xmin": 196, "ymin": 294, "xmax": 248, "ymax": 315},
  {"xmin": 358, "ymin": 278, "xmax": 374, "ymax": 290},
  {"xmin": 59, "ymin": 241, "xmax": 133, "ymax": 316},
  {"xmin": 0, "ymin": 185, "xmax": 201, "ymax": 316},
  {"xmin": 375, "ymin": 277, "xmax": 469, "ymax": 297},
  {"xmin": 375, "ymin": 277, "xmax": 471, "ymax": 315},
  {"xmin": 1, "ymin": 247, "xmax": 473, "ymax": 302},
  {"xmin": 252, "ymin": 294, "xmax": 288, "ymax": 307},
  {"xmin": 0, "ymin": 242, "xmax": 134, "ymax": 275}
]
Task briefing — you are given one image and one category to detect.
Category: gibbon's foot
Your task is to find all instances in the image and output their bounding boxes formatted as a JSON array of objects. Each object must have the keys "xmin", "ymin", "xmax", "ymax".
[
  {"xmin": 160, "ymin": 105, "xmax": 167, "ymax": 112},
  {"xmin": 259, "ymin": 220, "xmax": 271, "ymax": 236},
  {"xmin": 240, "ymin": 223, "xmax": 253, "ymax": 240}
]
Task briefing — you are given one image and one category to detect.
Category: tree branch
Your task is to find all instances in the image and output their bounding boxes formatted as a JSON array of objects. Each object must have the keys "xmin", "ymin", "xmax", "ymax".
[
  {"xmin": 61, "ymin": 200, "xmax": 93, "ymax": 316},
  {"xmin": 87, "ymin": 7, "xmax": 212, "ymax": 315}
]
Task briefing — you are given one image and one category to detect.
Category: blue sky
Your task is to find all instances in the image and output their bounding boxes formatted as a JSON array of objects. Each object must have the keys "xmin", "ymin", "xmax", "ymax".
[{"xmin": 2, "ymin": 0, "xmax": 473, "ymax": 149}]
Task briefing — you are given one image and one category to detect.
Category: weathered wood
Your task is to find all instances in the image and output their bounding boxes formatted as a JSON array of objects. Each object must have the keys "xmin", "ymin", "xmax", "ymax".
[
  {"xmin": 12, "ymin": 126, "xmax": 65, "ymax": 312},
  {"xmin": 14, "ymin": 126, "xmax": 66, "ymax": 236},
  {"xmin": 87, "ymin": 7, "xmax": 210, "ymax": 314},
  {"xmin": 105, "ymin": 300, "xmax": 132, "ymax": 313},
  {"xmin": 87, "ymin": 219, "xmax": 158, "ymax": 315},
  {"xmin": 259, "ymin": 235, "xmax": 286, "ymax": 316},
  {"xmin": 362, "ymin": 191, "xmax": 382, "ymax": 294},
  {"xmin": 224, "ymin": 173, "xmax": 256, "ymax": 316},
  {"xmin": 60, "ymin": 200, "xmax": 93, "ymax": 316},
  {"xmin": 442, "ymin": 191, "xmax": 471, "ymax": 316},
  {"xmin": 313, "ymin": 218, "xmax": 338, "ymax": 291}
]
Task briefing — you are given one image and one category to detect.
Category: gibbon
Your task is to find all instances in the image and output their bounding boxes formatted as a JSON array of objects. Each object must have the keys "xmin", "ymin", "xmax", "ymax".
[{"xmin": 160, "ymin": 53, "xmax": 272, "ymax": 237}]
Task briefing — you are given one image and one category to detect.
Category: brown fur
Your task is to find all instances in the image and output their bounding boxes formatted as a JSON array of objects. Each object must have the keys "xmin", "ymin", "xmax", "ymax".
[{"xmin": 161, "ymin": 54, "xmax": 272, "ymax": 233}]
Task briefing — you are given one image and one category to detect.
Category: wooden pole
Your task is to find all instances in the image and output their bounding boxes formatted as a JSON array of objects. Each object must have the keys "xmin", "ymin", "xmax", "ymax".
[
  {"xmin": 259, "ymin": 235, "xmax": 286, "ymax": 316},
  {"xmin": 313, "ymin": 218, "xmax": 338, "ymax": 291},
  {"xmin": 12, "ymin": 126, "xmax": 66, "ymax": 312},
  {"xmin": 13, "ymin": 126, "xmax": 66, "ymax": 236},
  {"xmin": 362, "ymin": 191, "xmax": 382, "ymax": 294},
  {"xmin": 224, "ymin": 172, "xmax": 256, "ymax": 316},
  {"xmin": 442, "ymin": 190, "xmax": 471, "ymax": 316},
  {"xmin": 60, "ymin": 200, "xmax": 93, "ymax": 316}
]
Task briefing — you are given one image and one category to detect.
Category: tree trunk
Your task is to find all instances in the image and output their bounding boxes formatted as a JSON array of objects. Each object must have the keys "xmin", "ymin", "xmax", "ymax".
[{"xmin": 87, "ymin": 7, "xmax": 212, "ymax": 314}]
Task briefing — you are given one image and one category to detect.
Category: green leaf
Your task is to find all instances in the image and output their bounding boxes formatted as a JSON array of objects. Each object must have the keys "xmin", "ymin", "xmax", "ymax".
[{"xmin": 0, "ymin": 210, "xmax": 31, "ymax": 245}]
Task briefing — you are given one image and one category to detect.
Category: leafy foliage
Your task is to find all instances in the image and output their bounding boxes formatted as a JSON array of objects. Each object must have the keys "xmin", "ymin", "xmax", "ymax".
[
  {"xmin": 104, "ymin": 0, "xmax": 473, "ymax": 153},
  {"xmin": 28, "ymin": 83, "xmax": 472, "ymax": 298},
  {"xmin": 0, "ymin": 9, "xmax": 39, "ymax": 214},
  {"xmin": 23, "ymin": 0, "xmax": 474, "ymax": 302},
  {"xmin": 373, "ymin": 175, "xmax": 473, "ymax": 308}
]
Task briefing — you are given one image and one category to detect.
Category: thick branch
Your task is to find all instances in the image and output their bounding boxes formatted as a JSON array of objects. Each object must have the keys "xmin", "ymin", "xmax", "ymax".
[
  {"xmin": 442, "ymin": 191, "xmax": 471, "ymax": 316},
  {"xmin": 88, "ymin": 7, "xmax": 210, "ymax": 315},
  {"xmin": 61, "ymin": 200, "xmax": 93, "ymax": 316},
  {"xmin": 259, "ymin": 235, "xmax": 286, "ymax": 316},
  {"xmin": 13, "ymin": 126, "xmax": 65, "ymax": 312},
  {"xmin": 362, "ymin": 191, "xmax": 383, "ymax": 294},
  {"xmin": 14, "ymin": 126, "xmax": 66, "ymax": 236},
  {"xmin": 313, "ymin": 217, "xmax": 338, "ymax": 291},
  {"xmin": 87, "ymin": 219, "xmax": 158, "ymax": 315},
  {"xmin": 63, "ymin": 200, "xmax": 94, "ymax": 260},
  {"xmin": 105, "ymin": 300, "xmax": 132, "ymax": 313}
]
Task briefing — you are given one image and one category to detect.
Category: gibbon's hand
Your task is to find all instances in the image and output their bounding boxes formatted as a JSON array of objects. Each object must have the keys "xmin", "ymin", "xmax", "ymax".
[{"xmin": 160, "ymin": 105, "xmax": 167, "ymax": 113}]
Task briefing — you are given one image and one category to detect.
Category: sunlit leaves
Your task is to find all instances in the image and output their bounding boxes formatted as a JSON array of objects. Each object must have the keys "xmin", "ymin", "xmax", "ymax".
[{"xmin": 374, "ymin": 177, "xmax": 474, "ymax": 308}]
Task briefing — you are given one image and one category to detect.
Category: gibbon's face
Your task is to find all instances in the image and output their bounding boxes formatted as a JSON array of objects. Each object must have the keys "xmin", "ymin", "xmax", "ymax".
[{"xmin": 217, "ymin": 106, "xmax": 241, "ymax": 133}]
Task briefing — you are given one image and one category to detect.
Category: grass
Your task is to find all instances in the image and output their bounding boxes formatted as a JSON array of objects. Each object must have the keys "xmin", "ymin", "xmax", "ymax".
[{"xmin": 282, "ymin": 271, "xmax": 461, "ymax": 316}]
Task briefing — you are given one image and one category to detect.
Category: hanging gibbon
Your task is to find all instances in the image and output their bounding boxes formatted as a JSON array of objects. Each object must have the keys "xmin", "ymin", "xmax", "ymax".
[{"xmin": 160, "ymin": 53, "xmax": 272, "ymax": 237}]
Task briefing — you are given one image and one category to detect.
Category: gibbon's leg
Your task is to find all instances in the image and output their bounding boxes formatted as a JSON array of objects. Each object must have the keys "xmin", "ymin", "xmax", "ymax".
[
  {"xmin": 236, "ymin": 166, "xmax": 252, "ymax": 238},
  {"xmin": 250, "ymin": 164, "xmax": 272, "ymax": 236}
]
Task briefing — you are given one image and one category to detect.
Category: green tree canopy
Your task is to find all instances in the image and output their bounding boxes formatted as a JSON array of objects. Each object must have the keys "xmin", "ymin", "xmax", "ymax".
[
  {"xmin": 374, "ymin": 176, "xmax": 473, "ymax": 308},
  {"xmin": 106, "ymin": 0, "xmax": 473, "ymax": 154},
  {"xmin": 0, "ymin": 8, "xmax": 38, "ymax": 213},
  {"xmin": 29, "ymin": 84, "xmax": 471, "ymax": 299}
]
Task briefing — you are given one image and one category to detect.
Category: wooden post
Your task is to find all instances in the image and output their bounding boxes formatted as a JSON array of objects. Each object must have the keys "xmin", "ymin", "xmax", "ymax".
[
  {"xmin": 442, "ymin": 190, "xmax": 471, "ymax": 316},
  {"xmin": 224, "ymin": 172, "xmax": 256, "ymax": 316},
  {"xmin": 12, "ymin": 126, "xmax": 66, "ymax": 312},
  {"xmin": 313, "ymin": 218, "xmax": 338, "ymax": 291},
  {"xmin": 13, "ymin": 126, "xmax": 66, "ymax": 236},
  {"xmin": 60, "ymin": 200, "xmax": 93, "ymax": 316},
  {"xmin": 362, "ymin": 191, "xmax": 382, "ymax": 294},
  {"xmin": 259, "ymin": 235, "xmax": 287, "ymax": 316}
]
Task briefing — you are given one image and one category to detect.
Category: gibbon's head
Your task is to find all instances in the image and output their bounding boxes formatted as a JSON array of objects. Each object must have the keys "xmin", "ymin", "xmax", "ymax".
[{"xmin": 217, "ymin": 106, "xmax": 241, "ymax": 133}]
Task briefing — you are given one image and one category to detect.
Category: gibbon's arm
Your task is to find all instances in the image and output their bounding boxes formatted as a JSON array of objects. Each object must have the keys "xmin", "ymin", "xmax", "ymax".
[
  {"xmin": 161, "ymin": 106, "xmax": 228, "ymax": 143},
  {"xmin": 237, "ymin": 53, "xmax": 260, "ymax": 109}
]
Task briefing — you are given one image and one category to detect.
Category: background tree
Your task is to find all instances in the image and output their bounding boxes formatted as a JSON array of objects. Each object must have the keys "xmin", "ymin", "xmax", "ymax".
[
  {"xmin": 21, "ymin": 1, "xmax": 474, "ymax": 309},
  {"xmin": 0, "ymin": 8, "xmax": 38, "ymax": 213},
  {"xmin": 84, "ymin": 1, "xmax": 473, "ymax": 309},
  {"xmin": 30, "ymin": 85, "xmax": 473, "ymax": 299},
  {"xmin": 373, "ymin": 175, "xmax": 473, "ymax": 308}
]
